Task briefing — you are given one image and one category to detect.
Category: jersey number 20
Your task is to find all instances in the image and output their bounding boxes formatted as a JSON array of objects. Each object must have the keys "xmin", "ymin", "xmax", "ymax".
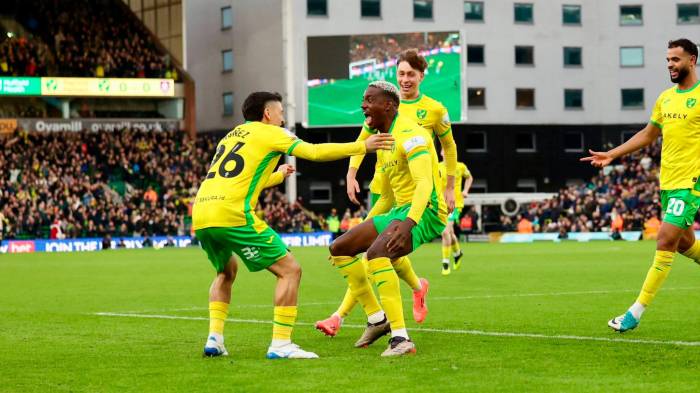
[{"xmin": 206, "ymin": 142, "xmax": 245, "ymax": 180}]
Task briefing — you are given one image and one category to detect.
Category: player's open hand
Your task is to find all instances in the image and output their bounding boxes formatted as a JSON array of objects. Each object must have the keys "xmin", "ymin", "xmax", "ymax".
[
  {"xmin": 364, "ymin": 133, "xmax": 394, "ymax": 153},
  {"xmin": 386, "ymin": 219, "xmax": 415, "ymax": 255},
  {"xmin": 277, "ymin": 164, "xmax": 296, "ymax": 178},
  {"xmin": 580, "ymin": 149, "xmax": 614, "ymax": 168},
  {"xmin": 346, "ymin": 175, "xmax": 361, "ymax": 205}
]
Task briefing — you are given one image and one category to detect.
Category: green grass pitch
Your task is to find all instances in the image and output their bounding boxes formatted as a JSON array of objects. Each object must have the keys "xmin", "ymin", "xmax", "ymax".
[
  {"xmin": 3, "ymin": 241, "xmax": 700, "ymax": 392},
  {"xmin": 307, "ymin": 53, "xmax": 461, "ymax": 126}
]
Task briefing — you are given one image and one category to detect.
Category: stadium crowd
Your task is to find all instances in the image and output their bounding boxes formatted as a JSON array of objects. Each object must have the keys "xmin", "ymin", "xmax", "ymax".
[
  {"xmin": 503, "ymin": 144, "xmax": 665, "ymax": 235},
  {"xmin": 0, "ymin": 128, "xmax": 210, "ymax": 240},
  {"xmin": 0, "ymin": 127, "xmax": 671, "ymax": 241},
  {"xmin": 0, "ymin": 0, "xmax": 178, "ymax": 79},
  {"xmin": 0, "ymin": 128, "xmax": 368, "ymax": 240}
]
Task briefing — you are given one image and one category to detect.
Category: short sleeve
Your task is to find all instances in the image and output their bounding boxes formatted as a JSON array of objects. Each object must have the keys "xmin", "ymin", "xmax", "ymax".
[{"xmin": 649, "ymin": 93, "xmax": 664, "ymax": 129}]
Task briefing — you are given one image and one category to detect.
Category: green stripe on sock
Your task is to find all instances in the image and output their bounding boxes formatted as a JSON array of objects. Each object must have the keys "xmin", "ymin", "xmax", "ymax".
[
  {"xmin": 335, "ymin": 257, "xmax": 360, "ymax": 269},
  {"xmin": 376, "ymin": 280, "xmax": 387, "ymax": 288},
  {"xmin": 273, "ymin": 320, "xmax": 294, "ymax": 327},
  {"xmin": 371, "ymin": 268, "xmax": 394, "ymax": 275}
]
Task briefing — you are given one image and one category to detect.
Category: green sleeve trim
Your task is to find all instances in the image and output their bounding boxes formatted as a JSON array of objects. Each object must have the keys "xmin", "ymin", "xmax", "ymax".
[
  {"xmin": 438, "ymin": 128, "xmax": 452, "ymax": 138},
  {"xmin": 407, "ymin": 150, "xmax": 429, "ymax": 162},
  {"xmin": 649, "ymin": 120, "xmax": 663, "ymax": 129},
  {"xmin": 286, "ymin": 140, "xmax": 302, "ymax": 155}
]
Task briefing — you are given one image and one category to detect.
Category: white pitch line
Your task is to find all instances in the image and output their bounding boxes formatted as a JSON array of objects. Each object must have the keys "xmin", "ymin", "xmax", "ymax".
[
  {"xmin": 93, "ymin": 311, "xmax": 700, "ymax": 348},
  {"xmin": 118, "ymin": 286, "xmax": 700, "ymax": 314}
]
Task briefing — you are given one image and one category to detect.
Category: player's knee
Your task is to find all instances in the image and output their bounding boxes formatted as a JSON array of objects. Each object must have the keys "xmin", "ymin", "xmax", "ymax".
[
  {"xmin": 366, "ymin": 244, "xmax": 388, "ymax": 260},
  {"xmin": 329, "ymin": 237, "xmax": 352, "ymax": 256}
]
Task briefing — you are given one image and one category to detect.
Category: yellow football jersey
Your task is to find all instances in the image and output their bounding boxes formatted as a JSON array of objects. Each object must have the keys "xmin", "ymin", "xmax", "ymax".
[
  {"xmin": 649, "ymin": 82, "xmax": 700, "ymax": 190},
  {"xmin": 375, "ymin": 114, "xmax": 447, "ymax": 223},
  {"xmin": 439, "ymin": 161, "xmax": 471, "ymax": 208},
  {"xmin": 193, "ymin": 121, "xmax": 365, "ymax": 230},
  {"xmin": 350, "ymin": 93, "xmax": 456, "ymax": 194}
]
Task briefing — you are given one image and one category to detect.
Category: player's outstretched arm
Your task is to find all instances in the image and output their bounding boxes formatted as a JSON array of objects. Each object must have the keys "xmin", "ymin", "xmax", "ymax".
[
  {"xmin": 580, "ymin": 123, "xmax": 661, "ymax": 168},
  {"xmin": 289, "ymin": 134, "xmax": 393, "ymax": 162}
]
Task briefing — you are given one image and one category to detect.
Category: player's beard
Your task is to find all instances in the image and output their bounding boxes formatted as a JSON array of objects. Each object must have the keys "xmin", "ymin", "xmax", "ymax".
[{"xmin": 670, "ymin": 66, "xmax": 689, "ymax": 83}]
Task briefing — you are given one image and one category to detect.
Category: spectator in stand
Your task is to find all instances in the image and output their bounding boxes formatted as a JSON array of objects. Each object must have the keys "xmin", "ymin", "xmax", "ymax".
[
  {"xmin": 339, "ymin": 211, "xmax": 351, "ymax": 234},
  {"xmin": 643, "ymin": 213, "xmax": 662, "ymax": 240},
  {"xmin": 144, "ymin": 186, "xmax": 158, "ymax": 206},
  {"xmin": 516, "ymin": 214, "xmax": 533, "ymax": 234},
  {"xmin": 348, "ymin": 211, "xmax": 362, "ymax": 230},
  {"xmin": 327, "ymin": 208, "xmax": 340, "ymax": 239}
]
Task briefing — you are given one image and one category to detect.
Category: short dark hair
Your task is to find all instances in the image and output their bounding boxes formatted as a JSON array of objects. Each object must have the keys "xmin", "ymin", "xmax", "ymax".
[
  {"xmin": 668, "ymin": 38, "xmax": 698, "ymax": 63},
  {"xmin": 397, "ymin": 49, "xmax": 428, "ymax": 73},
  {"xmin": 242, "ymin": 91, "xmax": 283, "ymax": 121}
]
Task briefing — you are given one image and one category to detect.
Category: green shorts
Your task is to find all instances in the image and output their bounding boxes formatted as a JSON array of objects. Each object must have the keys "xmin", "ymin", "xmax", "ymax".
[
  {"xmin": 370, "ymin": 192, "xmax": 381, "ymax": 208},
  {"xmin": 372, "ymin": 204, "xmax": 446, "ymax": 251},
  {"xmin": 448, "ymin": 207, "xmax": 462, "ymax": 223},
  {"xmin": 195, "ymin": 225, "xmax": 288, "ymax": 273},
  {"xmin": 660, "ymin": 188, "xmax": 700, "ymax": 229}
]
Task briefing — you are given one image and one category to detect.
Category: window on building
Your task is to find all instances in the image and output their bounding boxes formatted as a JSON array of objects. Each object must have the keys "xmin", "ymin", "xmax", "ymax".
[
  {"xmin": 516, "ymin": 89, "xmax": 535, "ymax": 108},
  {"xmin": 564, "ymin": 132, "xmax": 584, "ymax": 152},
  {"xmin": 564, "ymin": 89, "xmax": 583, "ymax": 109},
  {"xmin": 222, "ymin": 50, "xmax": 233, "ymax": 72},
  {"xmin": 514, "ymin": 3, "xmax": 534, "ymax": 23},
  {"xmin": 517, "ymin": 179, "xmax": 537, "ymax": 192},
  {"xmin": 414, "ymin": 0, "xmax": 433, "ymax": 19},
  {"xmin": 678, "ymin": 3, "xmax": 700, "ymax": 24},
  {"xmin": 515, "ymin": 133, "xmax": 536, "ymax": 152},
  {"xmin": 307, "ymin": 0, "xmax": 327, "ymax": 16},
  {"xmin": 221, "ymin": 6, "xmax": 232, "ymax": 29},
  {"xmin": 621, "ymin": 88, "xmax": 644, "ymax": 109},
  {"xmin": 562, "ymin": 4, "xmax": 581, "ymax": 24},
  {"xmin": 310, "ymin": 181, "xmax": 332, "ymax": 204},
  {"xmin": 563, "ymin": 47, "xmax": 582, "ymax": 66},
  {"xmin": 466, "ymin": 131, "xmax": 487, "ymax": 152},
  {"xmin": 223, "ymin": 93, "xmax": 233, "ymax": 116},
  {"xmin": 361, "ymin": 0, "xmax": 381, "ymax": 17},
  {"xmin": 464, "ymin": 1, "xmax": 484, "ymax": 21},
  {"xmin": 468, "ymin": 88, "xmax": 486, "ymax": 108},
  {"xmin": 620, "ymin": 47, "xmax": 644, "ymax": 67},
  {"xmin": 620, "ymin": 5, "xmax": 642, "ymax": 25},
  {"xmin": 467, "ymin": 45, "xmax": 485, "ymax": 64},
  {"xmin": 515, "ymin": 46, "xmax": 534, "ymax": 65}
]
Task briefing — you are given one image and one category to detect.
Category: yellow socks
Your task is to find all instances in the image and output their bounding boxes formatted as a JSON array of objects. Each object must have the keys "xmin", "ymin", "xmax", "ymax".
[
  {"xmin": 332, "ymin": 255, "xmax": 382, "ymax": 318},
  {"xmin": 337, "ymin": 287, "xmax": 358, "ymax": 318},
  {"xmin": 681, "ymin": 240, "xmax": 700, "ymax": 264},
  {"xmin": 392, "ymin": 256, "xmax": 421, "ymax": 291},
  {"xmin": 637, "ymin": 250, "xmax": 674, "ymax": 306},
  {"xmin": 368, "ymin": 256, "xmax": 406, "ymax": 336},
  {"xmin": 209, "ymin": 301, "xmax": 229, "ymax": 337},
  {"xmin": 450, "ymin": 239, "xmax": 462, "ymax": 256},
  {"xmin": 272, "ymin": 306, "xmax": 297, "ymax": 344}
]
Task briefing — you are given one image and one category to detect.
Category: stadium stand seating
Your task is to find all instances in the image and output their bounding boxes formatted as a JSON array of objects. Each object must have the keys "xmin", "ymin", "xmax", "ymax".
[
  {"xmin": 504, "ymin": 144, "xmax": 666, "ymax": 234},
  {"xmin": 0, "ymin": 0, "xmax": 178, "ymax": 79}
]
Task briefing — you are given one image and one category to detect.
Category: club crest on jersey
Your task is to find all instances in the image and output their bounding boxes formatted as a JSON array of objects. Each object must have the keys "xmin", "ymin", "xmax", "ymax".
[
  {"xmin": 416, "ymin": 109, "xmax": 427, "ymax": 120},
  {"xmin": 688, "ymin": 98, "xmax": 697, "ymax": 109}
]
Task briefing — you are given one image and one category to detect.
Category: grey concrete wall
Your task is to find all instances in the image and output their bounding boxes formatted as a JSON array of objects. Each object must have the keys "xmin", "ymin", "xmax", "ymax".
[{"xmin": 186, "ymin": 0, "xmax": 699, "ymax": 130}]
